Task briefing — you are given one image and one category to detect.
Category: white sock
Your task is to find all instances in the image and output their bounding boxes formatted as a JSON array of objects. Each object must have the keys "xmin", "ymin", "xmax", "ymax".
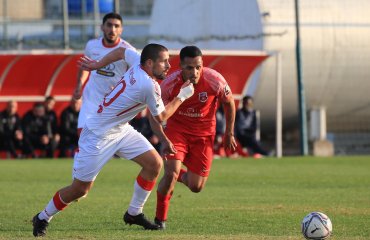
[
  {"xmin": 38, "ymin": 199, "xmax": 59, "ymax": 222},
  {"xmin": 127, "ymin": 180, "xmax": 151, "ymax": 216}
]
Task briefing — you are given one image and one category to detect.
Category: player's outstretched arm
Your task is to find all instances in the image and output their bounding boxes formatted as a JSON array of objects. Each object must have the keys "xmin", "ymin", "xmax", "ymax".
[
  {"xmin": 148, "ymin": 114, "xmax": 177, "ymax": 155},
  {"xmin": 78, "ymin": 47, "xmax": 126, "ymax": 71},
  {"xmin": 155, "ymin": 81, "xmax": 194, "ymax": 123}
]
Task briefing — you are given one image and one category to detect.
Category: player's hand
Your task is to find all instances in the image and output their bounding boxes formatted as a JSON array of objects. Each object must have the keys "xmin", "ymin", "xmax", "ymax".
[
  {"xmin": 78, "ymin": 56, "xmax": 100, "ymax": 71},
  {"xmin": 177, "ymin": 80, "xmax": 194, "ymax": 102},
  {"xmin": 224, "ymin": 134, "xmax": 237, "ymax": 152},
  {"xmin": 161, "ymin": 138, "xmax": 177, "ymax": 156}
]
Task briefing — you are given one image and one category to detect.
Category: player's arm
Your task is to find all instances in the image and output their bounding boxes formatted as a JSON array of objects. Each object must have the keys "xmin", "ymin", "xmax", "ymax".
[
  {"xmin": 154, "ymin": 81, "xmax": 194, "ymax": 123},
  {"xmin": 78, "ymin": 47, "xmax": 139, "ymax": 71},
  {"xmin": 72, "ymin": 69, "xmax": 90, "ymax": 100},
  {"xmin": 222, "ymin": 96, "xmax": 237, "ymax": 151},
  {"xmin": 148, "ymin": 114, "xmax": 177, "ymax": 155}
]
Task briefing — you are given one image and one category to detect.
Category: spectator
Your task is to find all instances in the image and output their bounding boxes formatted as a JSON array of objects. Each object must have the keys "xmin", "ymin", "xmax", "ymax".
[
  {"xmin": 44, "ymin": 96, "xmax": 60, "ymax": 151},
  {"xmin": 22, "ymin": 103, "xmax": 56, "ymax": 158},
  {"xmin": 59, "ymin": 98, "xmax": 81, "ymax": 158},
  {"xmin": 0, "ymin": 100, "xmax": 24, "ymax": 158},
  {"xmin": 214, "ymin": 104, "xmax": 248, "ymax": 158},
  {"xmin": 235, "ymin": 95, "xmax": 269, "ymax": 157}
]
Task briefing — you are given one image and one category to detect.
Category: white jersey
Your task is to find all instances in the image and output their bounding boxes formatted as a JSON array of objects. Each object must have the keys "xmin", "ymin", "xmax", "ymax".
[
  {"xmin": 85, "ymin": 64, "xmax": 166, "ymax": 136},
  {"xmin": 79, "ymin": 37, "xmax": 139, "ymax": 128}
]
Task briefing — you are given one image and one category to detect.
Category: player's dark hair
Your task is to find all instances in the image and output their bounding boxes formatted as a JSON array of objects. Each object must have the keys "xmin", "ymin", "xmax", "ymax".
[
  {"xmin": 140, "ymin": 43, "xmax": 168, "ymax": 65},
  {"xmin": 102, "ymin": 12, "xmax": 122, "ymax": 25},
  {"xmin": 180, "ymin": 46, "xmax": 202, "ymax": 61}
]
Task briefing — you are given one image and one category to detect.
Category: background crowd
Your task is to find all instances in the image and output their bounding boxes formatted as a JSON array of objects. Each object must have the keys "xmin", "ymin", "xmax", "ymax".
[{"xmin": 0, "ymin": 95, "xmax": 269, "ymax": 159}]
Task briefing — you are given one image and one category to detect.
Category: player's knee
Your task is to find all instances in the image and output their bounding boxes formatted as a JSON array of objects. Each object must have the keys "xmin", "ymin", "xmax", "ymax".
[
  {"xmin": 71, "ymin": 183, "xmax": 91, "ymax": 199},
  {"xmin": 188, "ymin": 183, "xmax": 204, "ymax": 193},
  {"xmin": 75, "ymin": 187, "xmax": 90, "ymax": 199},
  {"xmin": 147, "ymin": 157, "xmax": 163, "ymax": 176}
]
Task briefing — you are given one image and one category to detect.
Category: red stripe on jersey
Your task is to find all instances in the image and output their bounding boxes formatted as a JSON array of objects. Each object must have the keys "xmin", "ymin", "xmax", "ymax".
[
  {"xmin": 116, "ymin": 103, "xmax": 141, "ymax": 116},
  {"xmin": 136, "ymin": 175, "xmax": 156, "ymax": 191},
  {"xmin": 53, "ymin": 192, "xmax": 68, "ymax": 211}
]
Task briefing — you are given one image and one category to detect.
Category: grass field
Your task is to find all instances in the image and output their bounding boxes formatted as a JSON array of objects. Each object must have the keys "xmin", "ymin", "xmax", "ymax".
[{"xmin": 0, "ymin": 156, "xmax": 369, "ymax": 240}]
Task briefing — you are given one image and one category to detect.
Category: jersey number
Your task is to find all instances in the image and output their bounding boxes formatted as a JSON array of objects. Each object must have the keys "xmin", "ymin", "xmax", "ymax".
[{"xmin": 97, "ymin": 79, "xmax": 126, "ymax": 113}]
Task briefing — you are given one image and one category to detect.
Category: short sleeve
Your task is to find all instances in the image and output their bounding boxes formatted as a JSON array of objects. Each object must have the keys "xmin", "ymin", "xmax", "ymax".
[
  {"xmin": 143, "ymin": 81, "xmax": 165, "ymax": 117},
  {"xmin": 84, "ymin": 41, "xmax": 93, "ymax": 58},
  {"xmin": 215, "ymin": 71, "xmax": 233, "ymax": 102},
  {"xmin": 125, "ymin": 49, "xmax": 141, "ymax": 68}
]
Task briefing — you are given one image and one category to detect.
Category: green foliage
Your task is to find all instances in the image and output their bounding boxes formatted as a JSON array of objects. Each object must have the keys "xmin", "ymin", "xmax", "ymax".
[{"xmin": 0, "ymin": 156, "xmax": 369, "ymax": 239}]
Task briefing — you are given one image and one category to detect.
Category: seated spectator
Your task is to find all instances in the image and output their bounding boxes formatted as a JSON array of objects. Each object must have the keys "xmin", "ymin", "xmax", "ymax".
[
  {"xmin": 214, "ymin": 104, "xmax": 248, "ymax": 158},
  {"xmin": 235, "ymin": 95, "xmax": 269, "ymax": 157},
  {"xmin": 0, "ymin": 101, "xmax": 25, "ymax": 158},
  {"xmin": 44, "ymin": 96, "xmax": 60, "ymax": 151},
  {"xmin": 22, "ymin": 103, "xmax": 57, "ymax": 158},
  {"xmin": 59, "ymin": 98, "xmax": 81, "ymax": 158},
  {"xmin": 130, "ymin": 109, "xmax": 161, "ymax": 152}
]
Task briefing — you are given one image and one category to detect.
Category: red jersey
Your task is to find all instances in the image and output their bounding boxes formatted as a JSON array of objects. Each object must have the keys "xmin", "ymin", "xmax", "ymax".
[{"xmin": 161, "ymin": 67, "xmax": 232, "ymax": 136}]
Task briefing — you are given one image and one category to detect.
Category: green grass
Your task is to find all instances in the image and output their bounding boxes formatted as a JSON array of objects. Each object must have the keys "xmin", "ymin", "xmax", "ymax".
[{"xmin": 0, "ymin": 156, "xmax": 369, "ymax": 239}]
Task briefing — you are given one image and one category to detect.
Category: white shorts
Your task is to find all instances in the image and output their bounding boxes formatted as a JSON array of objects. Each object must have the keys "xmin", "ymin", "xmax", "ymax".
[
  {"xmin": 78, "ymin": 101, "xmax": 96, "ymax": 129},
  {"xmin": 72, "ymin": 124, "xmax": 154, "ymax": 182}
]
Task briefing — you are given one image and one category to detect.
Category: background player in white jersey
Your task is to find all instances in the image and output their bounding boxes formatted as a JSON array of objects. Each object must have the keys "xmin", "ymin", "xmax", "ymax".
[
  {"xmin": 72, "ymin": 12, "xmax": 137, "ymax": 131},
  {"xmin": 32, "ymin": 44, "xmax": 195, "ymax": 237}
]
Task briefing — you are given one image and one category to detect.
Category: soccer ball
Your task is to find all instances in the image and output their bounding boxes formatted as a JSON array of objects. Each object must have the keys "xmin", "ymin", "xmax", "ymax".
[{"xmin": 301, "ymin": 212, "xmax": 332, "ymax": 239}]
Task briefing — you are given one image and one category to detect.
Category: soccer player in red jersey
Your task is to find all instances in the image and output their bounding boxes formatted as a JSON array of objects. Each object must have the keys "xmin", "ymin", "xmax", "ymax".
[{"xmin": 151, "ymin": 46, "xmax": 237, "ymax": 229}]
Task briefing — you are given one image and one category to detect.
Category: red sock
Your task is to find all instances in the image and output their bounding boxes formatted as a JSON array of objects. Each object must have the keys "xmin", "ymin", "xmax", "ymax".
[
  {"xmin": 136, "ymin": 175, "xmax": 156, "ymax": 191},
  {"xmin": 177, "ymin": 169, "xmax": 187, "ymax": 183},
  {"xmin": 156, "ymin": 191, "xmax": 172, "ymax": 221},
  {"xmin": 53, "ymin": 191, "xmax": 68, "ymax": 211}
]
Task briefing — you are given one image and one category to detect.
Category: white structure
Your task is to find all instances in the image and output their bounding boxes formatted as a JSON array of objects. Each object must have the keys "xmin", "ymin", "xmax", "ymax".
[{"xmin": 149, "ymin": 0, "xmax": 370, "ymax": 155}]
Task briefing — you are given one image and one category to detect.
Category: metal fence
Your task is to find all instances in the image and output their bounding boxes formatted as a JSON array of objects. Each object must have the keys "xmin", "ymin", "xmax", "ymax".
[{"xmin": 0, "ymin": 0, "xmax": 153, "ymax": 50}]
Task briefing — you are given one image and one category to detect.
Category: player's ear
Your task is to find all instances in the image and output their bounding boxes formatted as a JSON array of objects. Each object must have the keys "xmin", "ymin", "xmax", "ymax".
[{"xmin": 146, "ymin": 59, "xmax": 154, "ymax": 67}]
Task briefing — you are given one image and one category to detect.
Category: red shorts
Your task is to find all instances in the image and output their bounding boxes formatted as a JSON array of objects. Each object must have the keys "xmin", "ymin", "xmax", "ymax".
[{"xmin": 164, "ymin": 128, "xmax": 214, "ymax": 177}]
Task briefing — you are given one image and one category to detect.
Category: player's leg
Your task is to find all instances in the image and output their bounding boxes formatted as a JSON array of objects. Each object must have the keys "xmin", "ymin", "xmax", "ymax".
[
  {"xmin": 180, "ymin": 170, "xmax": 208, "ymax": 193},
  {"xmin": 155, "ymin": 129, "xmax": 189, "ymax": 229},
  {"xmin": 32, "ymin": 127, "xmax": 115, "ymax": 236},
  {"xmin": 155, "ymin": 159, "xmax": 183, "ymax": 229},
  {"xmin": 181, "ymin": 135, "xmax": 214, "ymax": 192},
  {"xmin": 116, "ymin": 126, "xmax": 162, "ymax": 230},
  {"xmin": 33, "ymin": 179, "xmax": 94, "ymax": 237}
]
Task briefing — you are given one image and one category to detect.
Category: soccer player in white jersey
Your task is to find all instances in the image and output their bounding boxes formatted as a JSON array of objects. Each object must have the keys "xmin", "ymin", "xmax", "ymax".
[
  {"xmin": 72, "ymin": 12, "xmax": 137, "ymax": 132},
  {"xmin": 32, "ymin": 44, "xmax": 194, "ymax": 237}
]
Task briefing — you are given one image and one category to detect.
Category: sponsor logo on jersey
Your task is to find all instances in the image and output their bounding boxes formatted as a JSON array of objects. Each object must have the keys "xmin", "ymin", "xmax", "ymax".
[
  {"xmin": 96, "ymin": 64, "xmax": 116, "ymax": 77},
  {"xmin": 96, "ymin": 69, "xmax": 115, "ymax": 77},
  {"xmin": 178, "ymin": 108, "xmax": 204, "ymax": 117},
  {"xmin": 199, "ymin": 92, "xmax": 208, "ymax": 102}
]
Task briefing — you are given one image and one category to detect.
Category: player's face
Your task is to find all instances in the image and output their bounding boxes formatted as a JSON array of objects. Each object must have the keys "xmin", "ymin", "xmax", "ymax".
[
  {"xmin": 101, "ymin": 18, "xmax": 123, "ymax": 44},
  {"xmin": 180, "ymin": 56, "xmax": 203, "ymax": 84},
  {"xmin": 151, "ymin": 51, "xmax": 171, "ymax": 80}
]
